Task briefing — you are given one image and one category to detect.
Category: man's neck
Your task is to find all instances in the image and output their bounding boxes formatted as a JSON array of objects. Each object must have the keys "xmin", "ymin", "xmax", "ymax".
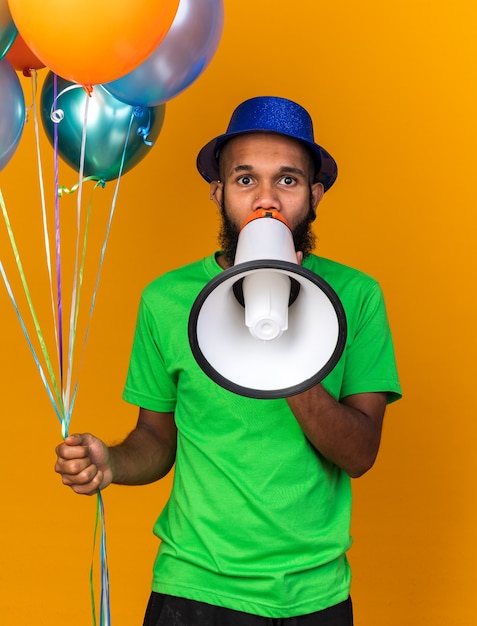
[{"xmin": 216, "ymin": 251, "xmax": 231, "ymax": 269}]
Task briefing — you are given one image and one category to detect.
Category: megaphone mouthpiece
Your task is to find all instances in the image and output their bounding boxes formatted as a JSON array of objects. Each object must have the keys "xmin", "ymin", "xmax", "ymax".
[{"xmin": 234, "ymin": 210, "xmax": 297, "ymax": 266}]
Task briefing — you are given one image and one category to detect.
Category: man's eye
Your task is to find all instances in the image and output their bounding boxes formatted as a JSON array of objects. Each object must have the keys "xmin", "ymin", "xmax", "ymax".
[
  {"xmin": 238, "ymin": 175, "xmax": 252, "ymax": 185},
  {"xmin": 280, "ymin": 176, "xmax": 295, "ymax": 185}
]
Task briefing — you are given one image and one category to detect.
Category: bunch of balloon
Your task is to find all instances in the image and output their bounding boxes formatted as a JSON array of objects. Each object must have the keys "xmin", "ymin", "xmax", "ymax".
[
  {"xmin": 1, "ymin": 0, "xmax": 183, "ymax": 436},
  {"xmin": 1, "ymin": 1, "xmax": 224, "ymax": 624}
]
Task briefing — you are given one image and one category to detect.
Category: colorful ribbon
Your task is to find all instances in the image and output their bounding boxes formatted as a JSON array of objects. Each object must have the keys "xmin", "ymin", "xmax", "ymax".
[
  {"xmin": 91, "ymin": 491, "xmax": 111, "ymax": 626},
  {"xmin": 0, "ymin": 75, "xmax": 143, "ymax": 626}
]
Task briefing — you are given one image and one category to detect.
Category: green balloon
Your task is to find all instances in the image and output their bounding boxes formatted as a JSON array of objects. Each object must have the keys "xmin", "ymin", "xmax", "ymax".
[{"xmin": 40, "ymin": 72, "xmax": 165, "ymax": 181}]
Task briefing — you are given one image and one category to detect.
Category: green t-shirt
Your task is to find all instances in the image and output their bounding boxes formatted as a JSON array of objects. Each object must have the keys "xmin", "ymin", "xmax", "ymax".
[{"xmin": 123, "ymin": 253, "xmax": 401, "ymax": 618}]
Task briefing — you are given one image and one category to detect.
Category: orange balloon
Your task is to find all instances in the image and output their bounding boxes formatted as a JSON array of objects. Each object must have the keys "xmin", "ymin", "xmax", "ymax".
[
  {"xmin": 7, "ymin": 0, "xmax": 180, "ymax": 86},
  {"xmin": 6, "ymin": 32, "xmax": 45, "ymax": 75}
]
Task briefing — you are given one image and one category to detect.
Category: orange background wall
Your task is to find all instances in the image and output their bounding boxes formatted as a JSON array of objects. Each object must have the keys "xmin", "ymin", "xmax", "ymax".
[{"xmin": 1, "ymin": 1, "xmax": 476, "ymax": 624}]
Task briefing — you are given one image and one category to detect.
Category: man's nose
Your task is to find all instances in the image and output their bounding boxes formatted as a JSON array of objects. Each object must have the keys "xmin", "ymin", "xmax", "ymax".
[{"xmin": 253, "ymin": 184, "xmax": 280, "ymax": 211}]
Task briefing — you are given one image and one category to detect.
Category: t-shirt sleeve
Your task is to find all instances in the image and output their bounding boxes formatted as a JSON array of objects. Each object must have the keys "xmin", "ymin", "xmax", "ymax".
[
  {"xmin": 122, "ymin": 296, "xmax": 178, "ymax": 412},
  {"xmin": 340, "ymin": 281, "xmax": 402, "ymax": 403}
]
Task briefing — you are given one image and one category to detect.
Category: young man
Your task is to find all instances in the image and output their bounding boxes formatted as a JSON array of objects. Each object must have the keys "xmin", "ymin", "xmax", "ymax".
[{"xmin": 55, "ymin": 96, "xmax": 401, "ymax": 625}]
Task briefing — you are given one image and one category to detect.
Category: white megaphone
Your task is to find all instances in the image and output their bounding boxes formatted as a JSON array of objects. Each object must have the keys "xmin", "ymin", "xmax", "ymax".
[{"xmin": 188, "ymin": 210, "xmax": 347, "ymax": 399}]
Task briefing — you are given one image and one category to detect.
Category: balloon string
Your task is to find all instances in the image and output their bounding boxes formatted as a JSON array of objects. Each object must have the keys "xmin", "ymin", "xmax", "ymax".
[
  {"xmin": 2, "ymin": 78, "xmax": 121, "ymax": 625},
  {"xmin": 58, "ymin": 177, "xmax": 105, "ymax": 197},
  {"xmin": 23, "ymin": 69, "xmax": 38, "ymax": 123},
  {"xmin": 90, "ymin": 491, "xmax": 111, "ymax": 626},
  {"xmin": 73, "ymin": 182, "xmax": 93, "ymax": 353},
  {"xmin": 83, "ymin": 114, "xmax": 136, "ymax": 626},
  {"xmin": 72, "ymin": 111, "xmax": 132, "ymax": 399},
  {"xmin": 99, "ymin": 492, "xmax": 111, "ymax": 626},
  {"xmin": 53, "ymin": 74, "xmax": 64, "ymax": 389},
  {"xmin": 51, "ymin": 97, "xmax": 118, "ymax": 626},
  {"xmin": 59, "ymin": 178, "xmax": 105, "ymax": 439},
  {"xmin": 49, "ymin": 85, "xmax": 114, "ymax": 622},
  {"xmin": 66, "ymin": 119, "xmax": 133, "ymax": 624},
  {"xmin": 49, "ymin": 83, "xmax": 85, "ymax": 124},
  {"xmin": 0, "ymin": 260, "xmax": 63, "ymax": 423},
  {"xmin": 58, "ymin": 111, "xmax": 133, "ymax": 626},
  {"xmin": 0, "ymin": 189, "xmax": 64, "ymax": 417},
  {"xmin": 29, "ymin": 70, "xmax": 62, "ymax": 385},
  {"xmin": 63, "ymin": 95, "xmax": 89, "ymax": 417},
  {"xmin": 1, "ymin": 81, "xmax": 132, "ymax": 625}
]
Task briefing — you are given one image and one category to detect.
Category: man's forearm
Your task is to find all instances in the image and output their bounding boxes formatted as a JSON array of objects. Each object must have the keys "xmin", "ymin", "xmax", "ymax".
[
  {"xmin": 287, "ymin": 385, "xmax": 386, "ymax": 478},
  {"xmin": 109, "ymin": 420, "xmax": 176, "ymax": 486}
]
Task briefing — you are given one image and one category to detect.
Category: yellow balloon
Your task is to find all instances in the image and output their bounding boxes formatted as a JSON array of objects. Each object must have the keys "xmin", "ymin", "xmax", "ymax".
[{"xmin": 8, "ymin": 0, "xmax": 180, "ymax": 85}]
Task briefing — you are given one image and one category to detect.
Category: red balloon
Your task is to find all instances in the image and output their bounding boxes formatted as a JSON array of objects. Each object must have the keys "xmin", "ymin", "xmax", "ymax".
[{"xmin": 6, "ymin": 32, "xmax": 45, "ymax": 75}]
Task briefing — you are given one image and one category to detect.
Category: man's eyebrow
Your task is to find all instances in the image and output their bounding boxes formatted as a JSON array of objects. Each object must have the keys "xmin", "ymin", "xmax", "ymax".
[
  {"xmin": 280, "ymin": 165, "xmax": 306, "ymax": 176},
  {"xmin": 278, "ymin": 166, "xmax": 307, "ymax": 177},
  {"xmin": 229, "ymin": 165, "xmax": 307, "ymax": 176},
  {"xmin": 230, "ymin": 164, "xmax": 254, "ymax": 173}
]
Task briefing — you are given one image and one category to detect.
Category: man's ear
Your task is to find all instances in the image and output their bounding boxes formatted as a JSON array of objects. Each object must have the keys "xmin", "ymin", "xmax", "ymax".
[
  {"xmin": 310, "ymin": 182, "xmax": 325, "ymax": 218},
  {"xmin": 209, "ymin": 181, "xmax": 223, "ymax": 209}
]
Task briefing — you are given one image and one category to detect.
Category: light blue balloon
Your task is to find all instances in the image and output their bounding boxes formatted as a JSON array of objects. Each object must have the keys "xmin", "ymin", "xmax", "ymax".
[
  {"xmin": 0, "ymin": 58, "xmax": 25, "ymax": 171},
  {"xmin": 104, "ymin": 0, "xmax": 224, "ymax": 107}
]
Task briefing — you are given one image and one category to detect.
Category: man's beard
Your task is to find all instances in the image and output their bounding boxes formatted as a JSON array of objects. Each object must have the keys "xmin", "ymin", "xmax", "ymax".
[{"xmin": 218, "ymin": 199, "xmax": 317, "ymax": 268}]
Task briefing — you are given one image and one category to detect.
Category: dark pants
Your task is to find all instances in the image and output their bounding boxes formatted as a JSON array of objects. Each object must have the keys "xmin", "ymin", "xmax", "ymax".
[{"xmin": 143, "ymin": 592, "xmax": 353, "ymax": 626}]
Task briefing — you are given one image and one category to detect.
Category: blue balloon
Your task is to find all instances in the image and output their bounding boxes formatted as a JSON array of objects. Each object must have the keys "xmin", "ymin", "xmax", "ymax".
[
  {"xmin": 0, "ymin": 58, "xmax": 25, "ymax": 171},
  {"xmin": 40, "ymin": 73, "xmax": 166, "ymax": 181},
  {"xmin": 0, "ymin": 1, "xmax": 17, "ymax": 60},
  {"xmin": 104, "ymin": 0, "xmax": 224, "ymax": 107}
]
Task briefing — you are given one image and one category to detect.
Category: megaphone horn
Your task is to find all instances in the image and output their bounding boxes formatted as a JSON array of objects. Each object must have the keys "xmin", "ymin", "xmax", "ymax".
[{"xmin": 188, "ymin": 210, "xmax": 347, "ymax": 399}]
